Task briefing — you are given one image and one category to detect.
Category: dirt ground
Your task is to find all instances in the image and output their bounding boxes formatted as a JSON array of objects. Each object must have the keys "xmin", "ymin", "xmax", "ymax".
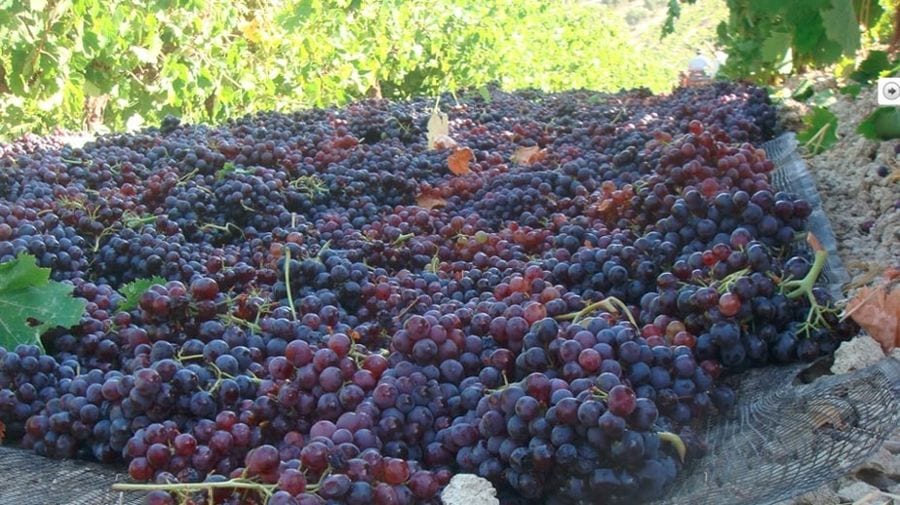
[
  {"xmin": 779, "ymin": 78, "xmax": 899, "ymax": 291},
  {"xmin": 776, "ymin": 76, "xmax": 900, "ymax": 505}
]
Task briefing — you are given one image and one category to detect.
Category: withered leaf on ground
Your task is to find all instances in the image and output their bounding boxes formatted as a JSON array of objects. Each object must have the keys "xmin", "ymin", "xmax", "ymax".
[{"xmin": 845, "ymin": 269, "xmax": 900, "ymax": 350}]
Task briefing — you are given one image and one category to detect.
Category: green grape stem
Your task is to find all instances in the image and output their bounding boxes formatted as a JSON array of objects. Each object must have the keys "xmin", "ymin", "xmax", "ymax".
[
  {"xmin": 658, "ymin": 431, "xmax": 687, "ymax": 462},
  {"xmin": 284, "ymin": 245, "xmax": 298, "ymax": 321},
  {"xmin": 111, "ymin": 478, "xmax": 321, "ymax": 497},
  {"xmin": 556, "ymin": 296, "xmax": 638, "ymax": 328},
  {"xmin": 779, "ymin": 249, "xmax": 833, "ymax": 337},
  {"xmin": 112, "ymin": 480, "xmax": 274, "ymax": 495},
  {"xmin": 782, "ymin": 250, "xmax": 827, "ymax": 300}
]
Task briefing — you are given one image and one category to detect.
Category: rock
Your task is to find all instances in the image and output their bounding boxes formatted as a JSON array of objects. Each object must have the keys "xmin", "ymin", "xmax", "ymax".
[
  {"xmin": 857, "ymin": 447, "xmax": 900, "ymax": 477},
  {"xmin": 441, "ymin": 474, "xmax": 499, "ymax": 505},
  {"xmin": 836, "ymin": 481, "xmax": 880, "ymax": 502},
  {"xmin": 831, "ymin": 336, "xmax": 885, "ymax": 375},
  {"xmin": 890, "ymin": 348, "xmax": 900, "ymax": 362}
]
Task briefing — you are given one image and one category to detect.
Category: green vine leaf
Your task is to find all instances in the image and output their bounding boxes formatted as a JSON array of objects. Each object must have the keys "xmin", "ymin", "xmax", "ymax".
[
  {"xmin": 850, "ymin": 51, "xmax": 892, "ymax": 83},
  {"xmin": 839, "ymin": 83, "xmax": 862, "ymax": 97},
  {"xmin": 0, "ymin": 254, "xmax": 87, "ymax": 349},
  {"xmin": 118, "ymin": 276, "xmax": 167, "ymax": 311},
  {"xmin": 858, "ymin": 107, "xmax": 900, "ymax": 140},
  {"xmin": 853, "ymin": 0, "xmax": 885, "ymax": 28},
  {"xmin": 821, "ymin": 0, "xmax": 860, "ymax": 57},
  {"xmin": 791, "ymin": 79, "xmax": 814, "ymax": 100},
  {"xmin": 797, "ymin": 106, "xmax": 839, "ymax": 155}
]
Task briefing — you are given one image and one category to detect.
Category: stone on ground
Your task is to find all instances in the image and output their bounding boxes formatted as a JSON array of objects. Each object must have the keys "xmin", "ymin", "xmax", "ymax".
[{"xmin": 441, "ymin": 474, "xmax": 499, "ymax": 505}]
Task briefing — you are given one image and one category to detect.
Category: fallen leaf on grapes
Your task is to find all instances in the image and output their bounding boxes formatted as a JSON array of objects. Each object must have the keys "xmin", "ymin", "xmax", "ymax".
[
  {"xmin": 0, "ymin": 254, "xmax": 87, "ymax": 349},
  {"xmin": 426, "ymin": 107, "xmax": 450, "ymax": 150},
  {"xmin": 511, "ymin": 146, "xmax": 547, "ymax": 165},
  {"xmin": 416, "ymin": 191, "xmax": 447, "ymax": 210},
  {"xmin": 0, "ymin": 420, "xmax": 5, "ymax": 443},
  {"xmin": 844, "ymin": 273, "xmax": 900, "ymax": 350},
  {"xmin": 448, "ymin": 147, "xmax": 473, "ymax": 175},
  {"xmin": 431, "ymin": 135, "xmax": 458, "ymax": 150}
]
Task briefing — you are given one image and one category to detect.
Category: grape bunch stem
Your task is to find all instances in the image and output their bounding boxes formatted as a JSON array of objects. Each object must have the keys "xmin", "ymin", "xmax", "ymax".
[
  {"xmin": 556, "ymin": 296, "xmax": 638, "ymax": 328},
  {"xmin": 780, "ymin": 248, "xmax": 836, "ymax": 337}
]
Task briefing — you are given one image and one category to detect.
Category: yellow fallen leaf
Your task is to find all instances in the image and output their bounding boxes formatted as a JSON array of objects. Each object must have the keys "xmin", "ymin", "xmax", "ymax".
[
  {"xmin": 448, "ymin": 147, "xmax": 473, "ymax": 176},
  {"xmin": 427, "ymin": 107, "xmax": 450, "ymax": 150}
]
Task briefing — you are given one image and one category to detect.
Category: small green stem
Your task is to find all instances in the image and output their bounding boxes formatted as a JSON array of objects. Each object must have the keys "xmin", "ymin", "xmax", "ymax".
[
  {"xmin": 316, "ymin": 240, "xmax": 332, "ymax": 260},
  {"xmin": 782, "ymin": 250, "xmax": 827, "ymax": 300},
  {"xmin": 284, "ymin": 246, "xmax": 297, "ymax": 321},
  {"xmin": 393, "ymin": 233, "xmax": 415, "ymax": 246},
  {"xmin": 556, "ymin": 296, "xmax": 638, "ymax": 328},
  {"xmin": 658, "ymin": 431, "xmax": 686, "ymax": 462},
  {"xmin": 112, "ymin": 480, "xmax": 273, "ymax": 493},
  {"xmin": 779, "ymin": 249, "xmax": 833, "ymax": 337},
  {"xmin": 716, "ymin": 267, "xmax": 751, "ymax": 294}
]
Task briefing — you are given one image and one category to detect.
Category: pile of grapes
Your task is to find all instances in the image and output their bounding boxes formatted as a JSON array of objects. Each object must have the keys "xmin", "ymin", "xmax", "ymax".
[{"xmin": 0, "ymin": 83, "xmax": 856, "ymax": 505}]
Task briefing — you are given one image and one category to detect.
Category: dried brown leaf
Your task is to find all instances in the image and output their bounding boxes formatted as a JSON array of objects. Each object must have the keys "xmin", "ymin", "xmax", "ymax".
[
  {"xmin": 511, "ymin": 146, "xmax": 547, "ymax": 165},
  {"xmin": 448, "ymin": 148, "xmax": 473, "ymax": 176},
  {"xmin": 845, "ymin": 279, "xmax": 900, "ymax": 351}
]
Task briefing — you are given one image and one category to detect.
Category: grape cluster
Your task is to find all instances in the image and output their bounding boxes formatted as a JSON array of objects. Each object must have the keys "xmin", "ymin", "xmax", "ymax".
[{"xmin": 0, "ymin": 83, "xmax": 856, "ymax": 505}]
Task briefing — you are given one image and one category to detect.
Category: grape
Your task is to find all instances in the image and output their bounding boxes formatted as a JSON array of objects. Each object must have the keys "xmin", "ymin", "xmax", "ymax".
[
  {"xmin": 607, "ymin": 385, "xmax": 637, "ymax": 417},
  {"xmin": 0, "ymin": 82, "xmax": 856, "ymax": 505}
]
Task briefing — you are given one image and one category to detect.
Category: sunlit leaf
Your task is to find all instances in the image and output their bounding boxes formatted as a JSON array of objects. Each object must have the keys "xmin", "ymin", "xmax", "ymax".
[
  {"xmin": 426, "ymin": 106, "xmax": 450, "ymax": 150},
  {"xmin": 131, "ymin": 45, "xmax": 158, "ymax": 64}
]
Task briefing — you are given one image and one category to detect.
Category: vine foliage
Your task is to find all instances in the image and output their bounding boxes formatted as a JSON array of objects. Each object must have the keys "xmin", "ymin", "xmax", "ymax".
[
  {"xmin": 0, "ymin": 0, "xmax": 668, "ymax": 139},
  {"xmin": 665, "ymin": 0, "xmax": 889, "ymax": 82}
]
